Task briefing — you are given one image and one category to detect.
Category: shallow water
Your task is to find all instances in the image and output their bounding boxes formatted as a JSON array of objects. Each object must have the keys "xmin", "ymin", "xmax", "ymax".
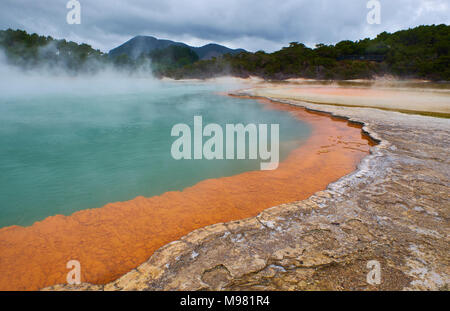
[{"xmin": 0, "ymin": 82, "xmax": 310, "ymax": 227}]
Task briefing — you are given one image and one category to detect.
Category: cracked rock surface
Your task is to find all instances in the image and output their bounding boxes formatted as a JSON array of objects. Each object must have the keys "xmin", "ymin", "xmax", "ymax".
[{"xmin": 44, "ymin": 91, "xmax": 450, "ymax": 291}]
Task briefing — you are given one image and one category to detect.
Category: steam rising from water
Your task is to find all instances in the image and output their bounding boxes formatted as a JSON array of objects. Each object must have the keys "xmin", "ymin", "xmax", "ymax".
[{"xmin": 0, "ymin": 50, "xmax": 160, "ymax": 97}]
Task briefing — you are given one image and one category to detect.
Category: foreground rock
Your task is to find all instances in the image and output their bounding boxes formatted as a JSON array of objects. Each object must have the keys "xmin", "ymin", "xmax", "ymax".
[{"xmin": 45, "ymin": 91, "xmax": 450, "ymax": 291}]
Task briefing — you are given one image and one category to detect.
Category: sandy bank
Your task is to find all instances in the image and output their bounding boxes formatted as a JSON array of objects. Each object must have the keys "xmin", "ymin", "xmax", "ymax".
[
  {"xmin": 163, "ymin": 77, "xmax": 450, "ymax": 116},
  {"xmin": 249, "ymin": 84, "xmax": 450, "ymax": 117}
]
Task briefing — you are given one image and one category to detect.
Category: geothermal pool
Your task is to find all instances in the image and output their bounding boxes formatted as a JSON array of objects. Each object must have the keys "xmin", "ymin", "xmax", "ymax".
[
  {"xmin": 0, "ymin": 82, "xmax": 310, "ymax": 228},
  {"xmin": 0, "ymin": 81, "xmax": 373, "ymax": 291}
]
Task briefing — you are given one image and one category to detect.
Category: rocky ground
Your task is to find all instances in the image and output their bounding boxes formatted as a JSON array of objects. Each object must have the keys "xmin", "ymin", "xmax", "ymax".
[{"xmin": 45, "ymin": 89, "xmax": 449, "ymax": 291}]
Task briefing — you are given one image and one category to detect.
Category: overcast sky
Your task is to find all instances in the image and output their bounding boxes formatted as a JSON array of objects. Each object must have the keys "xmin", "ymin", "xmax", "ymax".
[{"xmin": 1, "ymin": 0, "xmax": 449, "ymax": 53}]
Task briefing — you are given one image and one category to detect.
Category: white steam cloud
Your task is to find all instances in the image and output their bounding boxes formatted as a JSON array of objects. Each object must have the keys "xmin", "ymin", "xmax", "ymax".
[{"xmin": 0, "ymin": 46, "xmax": 159, "ymax": 98}]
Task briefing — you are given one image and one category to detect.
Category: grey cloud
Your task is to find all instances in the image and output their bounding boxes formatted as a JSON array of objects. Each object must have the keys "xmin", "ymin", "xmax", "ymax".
[{"xmin": 0, "ymin": 0, "xmax": 448, "ymax": 52}]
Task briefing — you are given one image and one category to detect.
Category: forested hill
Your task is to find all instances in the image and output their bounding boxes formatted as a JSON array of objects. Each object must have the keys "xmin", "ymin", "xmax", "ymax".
[
  {"xmin": 167, "ymin": 24, "xmax": 450, "ymax": 81},
  {"xmin": 0, "ymin": 29, "xmax": 204, "ymax": 75},
  {"xmin": 0, "ymin": 29, "xmax": 107, "ymax": 73},
  {"xmin": 0, "ymin": 25, "xmax": 449, "ymax": 81},
  {"xmin": 109, "ymin": 35, "xmax": 245, "ymax": 60}
]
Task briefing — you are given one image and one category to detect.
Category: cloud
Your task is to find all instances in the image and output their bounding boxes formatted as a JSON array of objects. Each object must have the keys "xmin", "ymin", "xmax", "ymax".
[{"xmin": 1, "ymin": 0, "xmax": 449, "ymax": 52}]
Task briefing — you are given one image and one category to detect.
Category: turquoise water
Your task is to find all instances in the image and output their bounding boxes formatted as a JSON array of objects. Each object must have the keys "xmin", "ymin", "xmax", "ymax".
[{"xmin": 0, "ymin": 81, "xmax": 311, "ymax": 228}]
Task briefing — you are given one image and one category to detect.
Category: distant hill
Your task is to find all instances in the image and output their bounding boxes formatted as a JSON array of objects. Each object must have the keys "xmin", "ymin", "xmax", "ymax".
[
  {"xmin": 109, "ymin": 35, "xmax": 246, "ymax": 60},
  {"xmin": 168, "ymin": 24, "xmax": 450, "ymax": 81}
]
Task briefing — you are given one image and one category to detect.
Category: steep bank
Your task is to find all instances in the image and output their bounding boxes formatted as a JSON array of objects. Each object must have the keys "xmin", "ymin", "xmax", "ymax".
[{"xmin": 46, "ymin": 89, "xmax": 449, "ymax": 291}]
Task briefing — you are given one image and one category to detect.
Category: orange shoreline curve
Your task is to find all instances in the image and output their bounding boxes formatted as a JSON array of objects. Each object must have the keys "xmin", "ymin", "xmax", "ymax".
[{"xmin": 0, "ymin": 98, "xmax": 375, "ymax": 291}]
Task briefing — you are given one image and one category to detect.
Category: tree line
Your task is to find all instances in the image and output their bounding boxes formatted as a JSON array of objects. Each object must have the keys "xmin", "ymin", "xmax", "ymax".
[
  {"xmin": 167, "ymin": 24, "xmax": 449, "ymax": 81},
  {"xmin": 0, "ymin": 24, "xmax": 448, "ymax": 80}
]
